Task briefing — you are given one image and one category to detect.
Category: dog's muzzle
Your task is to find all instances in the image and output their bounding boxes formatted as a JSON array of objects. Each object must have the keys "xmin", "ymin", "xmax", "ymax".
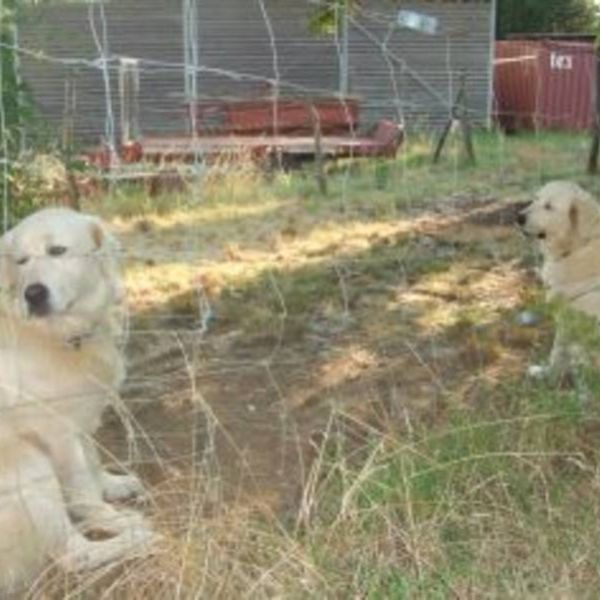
[
  {"xmin": 516, "ymin": 206, "xmax": 544, "ymax": 238},
  {"xmin": 24, "ymin": 283, "xmax": 51, "ymax": 317}
]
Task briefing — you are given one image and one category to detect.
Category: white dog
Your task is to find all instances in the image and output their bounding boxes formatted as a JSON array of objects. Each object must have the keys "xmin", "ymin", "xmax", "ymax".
[
  {"xmin": 0, "ymin": 208, "xmax": 156, "ymax": 593},
  {"xmin": 518, "ymin": 180, "xmax": 600, "ymax": 376}
]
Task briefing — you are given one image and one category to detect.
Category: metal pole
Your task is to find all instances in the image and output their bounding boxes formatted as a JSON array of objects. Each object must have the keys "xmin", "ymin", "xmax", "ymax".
[
  {"xmin": 182, "ymin": 0, "xmax": 199, "ymax": 134},
  {"xmin": 339, "ymin": 0, "xmax": 349, "ymax": 96},
  {"xmin": 487, "ymin": 0, "xmax": 497, "ymax": 129}
]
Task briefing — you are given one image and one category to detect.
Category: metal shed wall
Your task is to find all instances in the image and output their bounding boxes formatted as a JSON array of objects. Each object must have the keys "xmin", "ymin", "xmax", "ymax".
[
  {"xmin": 18, "ymin": 1, "xmax": 340, "ymax": 144},
  {"xmin": 17, "ymin": 0, "xmax": 494, "ymax": 145},
  {"xmin": 18, "ymin": 2, "xmax": 185, "ymax": 144},
  {"xmin": 348, "ymin": 0, "xmax": 494, "ymax": 129}
]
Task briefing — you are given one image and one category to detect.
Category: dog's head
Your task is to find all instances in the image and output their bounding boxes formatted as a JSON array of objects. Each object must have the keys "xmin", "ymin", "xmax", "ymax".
[
  {"xmin": 0, "ymin": 208, "xmax": 123, "ymax": 338},
  {"xmin": 517, "ymin": 181, "xmax": 600, "ymax": 259}
]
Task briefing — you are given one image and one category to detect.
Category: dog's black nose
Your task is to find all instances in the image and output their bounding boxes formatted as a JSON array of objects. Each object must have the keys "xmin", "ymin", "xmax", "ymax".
[{"xmin": 24, "ymin": 283, "xmax": 49, "ymax": 314}]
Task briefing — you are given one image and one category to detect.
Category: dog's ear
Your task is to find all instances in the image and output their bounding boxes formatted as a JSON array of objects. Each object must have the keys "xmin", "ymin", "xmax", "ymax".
[
  {"xmin": 87, "ymin": 216, "xmax": 124, "ymax": 303},
  {"xmin": 90, "ymin": 220, "xmax": 106, "ymax": 250},
  {"xmin": 569, "ymin": 201, "xmax": 579, "ymax": 230},
  {"xmin": 571, "ymin": 187, "xmax": 600, "ymax": 241}
]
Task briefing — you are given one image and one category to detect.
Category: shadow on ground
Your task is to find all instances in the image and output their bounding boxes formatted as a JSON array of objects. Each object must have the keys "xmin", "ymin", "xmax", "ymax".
[{"xmin": 96, "ymin": 194, "xmax": 549, "ymax": 525}]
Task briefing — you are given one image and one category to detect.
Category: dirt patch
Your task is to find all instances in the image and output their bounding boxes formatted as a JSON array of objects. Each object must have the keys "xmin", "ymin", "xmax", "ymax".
[{"xmin": 97, "ymin": 193, "xmax": 548, "ymax": 520}]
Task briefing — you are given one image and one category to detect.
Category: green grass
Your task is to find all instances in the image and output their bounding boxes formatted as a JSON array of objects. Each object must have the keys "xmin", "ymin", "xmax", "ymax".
[
  {"xmin": 29, "ymin": 129, "xmax": 600, "ymax": 597},
  {"xmin": 195, "ymin": 130, "xmax": 600, "ymax": 597},
  {"xmin": 75, "ymin": 129, "xmax": 596, "ymax": 222},
  {"xmin": 298, "ymin": 376, "xmax": 600, "ymax": 598},
  {"xmin": 269, "ymin": 129, "xmax": 597, "ymax": 214},
  {"xmin": 208, "ymin": 234, "xmax": 458, "ymax": 340}
]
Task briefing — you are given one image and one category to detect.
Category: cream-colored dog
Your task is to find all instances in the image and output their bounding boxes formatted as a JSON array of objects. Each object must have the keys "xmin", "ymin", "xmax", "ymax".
[
  {"xmin": 0, "ymin": 208, "xmax": 155, "ymax": 593},
  {"xmin": 518, "ymin": 180, "xmax": 600, "ymax": 376}
]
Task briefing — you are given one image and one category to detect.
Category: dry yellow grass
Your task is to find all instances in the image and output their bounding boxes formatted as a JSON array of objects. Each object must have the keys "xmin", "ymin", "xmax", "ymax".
[{"xmin": 25, "ymin": 130, "xmax": 600, "ymax": 597}]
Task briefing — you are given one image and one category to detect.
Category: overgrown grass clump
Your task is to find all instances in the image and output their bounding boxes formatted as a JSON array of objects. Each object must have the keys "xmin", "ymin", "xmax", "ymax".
[
  {"xmin": 83, "ymin": 376, "xmax": 600, "ymax": 598},
  {"xmin": 291, "ymin": 376, "xmax": 599, "ymax": 598},
  {"xmin": 35, "ymin": 129, "xmax": 600, "ymax": 597}
]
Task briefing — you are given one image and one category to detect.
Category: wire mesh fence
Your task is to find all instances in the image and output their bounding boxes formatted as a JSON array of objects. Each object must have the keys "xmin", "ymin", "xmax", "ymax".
[{"xmin": 1, "ymin": 0, "xmax": 600, "ymax": 597}]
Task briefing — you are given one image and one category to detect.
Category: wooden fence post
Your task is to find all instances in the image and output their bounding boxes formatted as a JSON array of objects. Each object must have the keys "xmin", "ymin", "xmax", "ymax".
[
  {"xmin": 433, "ymin": 71, "xmax": 476, "ymax": 165},
  {"xmin": 309, "ymin": 102, "xmax": 328, "ymax": 195},
  {"xmin": 587, "ymin": 50, "xmax": 600, "ymax": 174},
  {"xmin": 62, "ymin": 72, "xmax": 76, "ymax": 153}
]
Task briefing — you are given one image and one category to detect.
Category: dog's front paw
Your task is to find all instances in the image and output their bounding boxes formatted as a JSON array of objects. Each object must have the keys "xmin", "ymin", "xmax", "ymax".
[
  {"xmin": 79, "ymin": 504, "xmax": 147, "ymax": 536},
  {"xmin": 102, "ymin": 471, "xmax": 147, "ymax": 503},
  {"xmin": 112, "ymin": 520, "xmax": 164, "ymax": 559},
  {"xmin": 527, "ymin": 364, "xmax": 552, "ymax": 379},
  {"xmin": 64, "ymin": 521, "xmax": 163, "ymax": 574}
]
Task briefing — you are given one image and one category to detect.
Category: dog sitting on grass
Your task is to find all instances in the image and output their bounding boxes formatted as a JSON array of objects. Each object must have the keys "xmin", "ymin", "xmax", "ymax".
[
  {"xmin": 518, "ymin": 180, "xmax": 600, "ymax": 381},
  {"xmin": 0, "ymin": 208, "xmax": 158, "ymax": 594}
]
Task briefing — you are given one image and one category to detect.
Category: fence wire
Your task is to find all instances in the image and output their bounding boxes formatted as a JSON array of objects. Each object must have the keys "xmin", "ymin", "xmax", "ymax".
[{"xmin": 0, "ymin": 0, "xmax": 598, "ymax": 596}]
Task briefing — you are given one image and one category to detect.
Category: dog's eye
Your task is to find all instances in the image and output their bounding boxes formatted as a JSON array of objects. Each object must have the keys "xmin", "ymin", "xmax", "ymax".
[
  {"xmin": 544, "ymin": 202, "xmax": 552, "ymax": 210},
  {"xmin": 48, "ymin": 245, "xmax": 67, "ymax": 257},
  {"xmin": 16, "ymin": 256, "xmax": 29, "ymax": 266}
]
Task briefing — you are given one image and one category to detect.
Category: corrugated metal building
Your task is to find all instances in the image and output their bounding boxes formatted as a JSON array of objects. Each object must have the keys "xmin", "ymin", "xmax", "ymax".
[
  {"xmin": 347, "ymin": 1, "xmax": 495, "ymax": 129},
  {"xmin": 16, "ymin": 0, "xmax": 495, "ymax": 145},
  {"xmin": 495, "ymin": 36, "xmax": 597, "ymax": 132}
]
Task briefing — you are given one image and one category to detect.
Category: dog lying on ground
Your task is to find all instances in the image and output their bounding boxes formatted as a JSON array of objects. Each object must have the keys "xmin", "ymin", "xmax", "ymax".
[
  {"xmin": 518, "ymin": 180, "xmax": 600, "ymax": 378},
  {"xmin": 0, "ymin": 208, "xmax": 156, "ymax": 593}
]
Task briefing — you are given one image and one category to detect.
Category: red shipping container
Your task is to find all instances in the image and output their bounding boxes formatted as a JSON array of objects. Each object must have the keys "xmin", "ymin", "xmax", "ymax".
[{"xmin": 495, "ymin": 39, "xmax": 597, "ymax": 132}]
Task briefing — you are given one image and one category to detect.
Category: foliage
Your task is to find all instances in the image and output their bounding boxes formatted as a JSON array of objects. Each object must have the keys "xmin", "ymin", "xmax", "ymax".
[
  {"xmin": 0, "ymin": 0, "xmax": 37, "ymax": 228},
  {"xmin": 0, "ymin": 0, "xmax": 21, "ymax": 141},
  {"xmin": 309, "ymin": 0, "xmax": 360, "ymax": 36},
  {"xmin": 51, "ymin": 130, "xmax": 600, "ymax": 598},
  {"xmin": 312, "ymin": 0, "xmax": 599, "ymax": 40},
  {"xmin": 497, "ymin": 0, "xmax": 598, "ymax": 39}
]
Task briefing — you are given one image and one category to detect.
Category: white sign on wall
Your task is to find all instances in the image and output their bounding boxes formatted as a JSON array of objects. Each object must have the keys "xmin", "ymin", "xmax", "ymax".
[
  {"xmin": 550, "ymin": 52, "xmax": 573, "ymax": 71},
  {"xmin": 397, "ymin": 10, "xmax": 439, "ymax": 35}
]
